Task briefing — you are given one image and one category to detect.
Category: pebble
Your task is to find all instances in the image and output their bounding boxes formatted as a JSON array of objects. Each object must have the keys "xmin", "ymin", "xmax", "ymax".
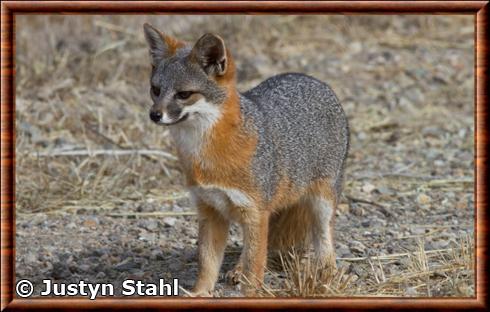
[
  {"xmin": 411, "ymin": 227, "xmax": 426, "ymax": 235},
  {"xmin": 351, "ymin": 206, "xmax": 365, "ymax": 217},
  {"xmin": 350, "ymin": 241, "xmax": 367, "ymax": 254},
  {"xmin": 337, "ymin": 203, "xmax": 350, "ymax": 214},
  {"xmin": 96, "ymin": 271, "xmax": 106, "ymax": 279},
  {"xmin": 138, "ymin": 232, "xmax": 157, "ymax": 242},
  {"xmin": 337, "ymin": 246, "xmax": 351, "ymax": 257},
  {"xmin": 357, "ymin": 131, "xmax": 367, "ymax": 140},
  {"xmin": 82, "ymin": 217, "xmax": 98, "ymax": 228},
  {"xmin": 150, "ymin": 249, "xmax": 164, "ymax": 260},
  {"xmin": 361, "ymin": 183, "xmax": 376, "ymax": 193},
  {"xmin": 377, "ymin": 186, "xmax": 395, "ymax": 196},
  {"xmin": 163, "ymin": 217, "xmax": 177, "ymax": 227},
  {"xmin": 405, "ymin": 287, "xmax": 418, "ymax": 296},
  {"xmin": 417, "ymin": 194, "xmax": 431, "ymax": 205},
  {"xmin": 78, "ymin": 264, "xmax": 91, "ymax": 272},
  {"xmin": 66, "ymin": 222, "xmax": 77, "ymax": 230},
  {"xmin": 25, "ymin": 252, "xmax": 38, "ymax": 263},
  {"xmin": 361, "ymin": 220, "xmax": 371, "ymax": 227},
  {"xmin": 434, "ymin": 160, "xmax": 445, "ymax": 167},
  {"xmin": 140, "ymin": 219, "xmax": 159, "ymax": 231},
  {"xmin": 114, "ymin": 258, "xmax": 139, "ymax": 271},
  {"xmin": 52, "ymin": 263, "xmax": 71, "ymax": 279}
]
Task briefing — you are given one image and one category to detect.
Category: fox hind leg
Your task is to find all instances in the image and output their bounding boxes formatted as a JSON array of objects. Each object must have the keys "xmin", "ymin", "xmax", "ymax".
[
  {"xmin": 308, "ymin": 185, "xmax": 337, "ymax": 270},
  {"xmin": 267, "ymin": 202, "xmax": 314, "ymax": 262}
]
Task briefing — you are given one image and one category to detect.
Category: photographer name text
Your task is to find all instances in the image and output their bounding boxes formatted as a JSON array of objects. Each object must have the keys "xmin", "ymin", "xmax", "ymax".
[{"xmin": 16, "ymin": 279, "xmax": 179, "ymax": 299}]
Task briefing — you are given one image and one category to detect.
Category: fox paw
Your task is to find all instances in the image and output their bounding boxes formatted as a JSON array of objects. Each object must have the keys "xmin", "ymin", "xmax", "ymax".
[{"xmin": 225, "ymin": 264, "xmax": 243, "ymax": 285}]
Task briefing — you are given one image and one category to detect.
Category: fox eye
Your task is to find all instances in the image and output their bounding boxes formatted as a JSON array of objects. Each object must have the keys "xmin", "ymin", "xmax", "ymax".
[
  {"xmin": 175, "ymin": 91, "xmax": 193, "ymax": 100},
  {"xmin": 151, "ymin": 85, "xmax": 160, "ymax": 97}
]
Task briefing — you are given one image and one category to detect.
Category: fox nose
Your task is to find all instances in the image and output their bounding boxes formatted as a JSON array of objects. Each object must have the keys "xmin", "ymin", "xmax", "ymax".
[{"xmin": 149, "ymin": 110, "xmax": 162, "ymax": 123}]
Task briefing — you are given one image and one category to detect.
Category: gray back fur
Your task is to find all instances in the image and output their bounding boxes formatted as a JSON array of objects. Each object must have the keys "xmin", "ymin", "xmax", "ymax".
[{"xmin": 240, "ymin": 73, "xmax": 349, "ymax": 201}]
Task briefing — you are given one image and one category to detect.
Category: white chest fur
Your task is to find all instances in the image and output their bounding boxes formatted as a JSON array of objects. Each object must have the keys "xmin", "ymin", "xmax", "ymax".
[
  {"xmin": 169, "ymin": 98, "xmax": 222, "ymax": 158},
  {"xmin": 190, "ymin": 184, "xmax": 253, "ymax": 219}
]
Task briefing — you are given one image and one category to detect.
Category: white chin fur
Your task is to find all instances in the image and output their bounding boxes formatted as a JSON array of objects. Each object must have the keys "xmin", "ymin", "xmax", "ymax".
[
  {"xmin": 182, "ymin": 98, "xmax": 221, "ymax": 123},
  {"xmin": 170, "ymin": 98, "xmax": 222, "ymax": 157},
  {"xmin": 157, "ymin": 113, "xmax": 181, "ymax": 125}
]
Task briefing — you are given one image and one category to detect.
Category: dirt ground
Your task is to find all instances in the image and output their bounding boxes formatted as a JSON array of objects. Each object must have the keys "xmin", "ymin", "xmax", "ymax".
[{"xmin": 15, "ymin": 15, "xmax": 474, "ymax": 297}]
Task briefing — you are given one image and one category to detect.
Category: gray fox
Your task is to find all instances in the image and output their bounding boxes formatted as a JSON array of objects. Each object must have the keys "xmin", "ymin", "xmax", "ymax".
[{"xmin": 143, "ymin": 23, "xmax": 349, "ymax": 296}]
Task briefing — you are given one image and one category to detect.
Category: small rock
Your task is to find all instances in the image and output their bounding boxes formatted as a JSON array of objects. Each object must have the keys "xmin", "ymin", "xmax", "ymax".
[
  {"xmin": 411, "ymin": 227, "xmax": 426, "ymax": 235},
  {"xmin": 25, "ymin": 252, "xmax": 38, "ymax": 263},
  {"xmin": 361, "ymin": 183, "xmax": 376, "ymax": 193},
  {"xmin": 150, "ymin": 249, "xmax": 164, "ymax": 260},
  {"xmin": 83, "ymin": 217, "xmax": 98, "ymax": 228},
  {"xmin": 431, "ymin": 240, "xmax": 449, "ymax": 249},
  {"xmin": 140, "ymin": 219, "xmax": 159, "ymax": 231},
  {"xmin": 96, "ymin": 271, "xmax": 106, "ymax": 279},
  {"xmin": 417, "ymin": 193, "xmax": 431, "ymax": 205},
  {"xmin": 337, "ymin": 203, "xmax": 350, "ymax": 214},
  {"xmin": 79, "ymin": 264, "xmax": 91, "ymax": 272},
  {"xmin": 91, "ymin": 248, "xmax": 108, "ymax": 257},
  {"xmin": 128, "ymin": 271, "xmax": 145, "ymax": 280},
  {"xmin": 406, "ymin": 87, "xmax": 425, "ymax": 104},
  {"xmin": 405, "ymin": 287, "xmax": 418, "ymax": 296},
  {"xmin": 138, "ymin": 232, "xmax": 157, "ymax": 242},
  {"xmin": 361, "ymin": 220, "xmax": 371, "ymax": 227},
  {"xmin": 349, "ymin": 41, "xmax": 363, "ymax": 54},
  {"xmin": 458, "ymin": 128, "xmax": 467, "ymax": 138},
  {"xmin": 399, "ymin": 97, "xmax": 414, "ymax": 109},
  {"xmin": 351, "ymin": 206, "xmax": 365, "ymax": 217},
  {"xmin": 163, "ymin": 217, "xmax": 177, "ymax": 227},
  {"xmin": 456, "ymin": 198, "xmax": 467, "ymax": 210},
  {"xmin": 422, "ymin": 126, "xmax": 441, "ymax": 137},
  {"xmin": 52, "ymin": 263, "xmax": 71, "ymax": 279},
  {"xmin": 168, "ymin": 261, "xmax": 181, "ymax": 272},
  {"xmin": 337, "ymin": 242, "xmax": 351, "ymax": 257},
  {"xmin": 114, "ymin": 258, "xmax": 139, "ymax": 271},
  {"xmin": 370, "ymin": 217, "xmax": 387, "ymax": 227},
  {"xmin": 172, "ymin": 204, "xmax": 184, "ymax": 212},
  {"xmin": 350, "ymin": 241, "xmax": 367, "ymax": 254},
  {"xmin": 434, "ymin": 160, "xmax": 445, "ymax": 167}
]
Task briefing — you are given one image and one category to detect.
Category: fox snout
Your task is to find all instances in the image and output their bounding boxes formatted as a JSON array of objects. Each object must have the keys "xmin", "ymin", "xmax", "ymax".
[{"xmin": 149, "ymin": 104, "xmax": 189, "ymax": 125}]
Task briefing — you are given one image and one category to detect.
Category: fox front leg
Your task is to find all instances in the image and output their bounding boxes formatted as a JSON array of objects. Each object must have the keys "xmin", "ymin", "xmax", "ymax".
[
  {"xmin": 225, "ymin": 243, "xmax": 245, "ymax": 285},
  {"xmin": 192, "ymin": 203, "xmax": 230, "ymax": 297},
  {"xmin": 240, "ymin": 210, "xmax": 270, "ymax": 296}
]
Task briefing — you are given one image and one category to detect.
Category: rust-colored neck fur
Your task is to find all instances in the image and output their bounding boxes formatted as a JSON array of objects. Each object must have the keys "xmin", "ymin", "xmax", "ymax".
[{"xmin": 189, "ymin": 53, "xmax": 258, "ymax": 191}]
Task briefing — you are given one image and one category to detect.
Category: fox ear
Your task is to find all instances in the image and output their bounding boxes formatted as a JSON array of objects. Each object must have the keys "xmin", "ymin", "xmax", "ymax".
[
  {"xmin": 191, "ymin": 33, "xmax": 227, "ymax": 76},
  {"xmin": 143, "ymin": 23, "xmax": 182, "ymax": 66}
]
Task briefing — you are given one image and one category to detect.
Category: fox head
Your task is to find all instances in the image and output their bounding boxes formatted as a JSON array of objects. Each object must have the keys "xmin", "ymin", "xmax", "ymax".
[{"xmin": 143, "ymin": 23, "xmax": 235, "ymax": 127}]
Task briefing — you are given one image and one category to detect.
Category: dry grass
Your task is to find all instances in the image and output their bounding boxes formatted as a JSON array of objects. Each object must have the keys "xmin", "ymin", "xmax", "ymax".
[
  {"xmin": 245, "ymin": 233, "xmax": 474, "ymax": 297},
  {"xmin": 274, "ymin": 250, "xmax": 355, "ymax": 297}
]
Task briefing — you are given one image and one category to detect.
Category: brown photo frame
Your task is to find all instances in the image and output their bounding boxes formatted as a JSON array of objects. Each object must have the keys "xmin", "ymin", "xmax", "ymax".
[{"xmin": 1, "ymin": 1, "xmax": 488, "ymax": 310}]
